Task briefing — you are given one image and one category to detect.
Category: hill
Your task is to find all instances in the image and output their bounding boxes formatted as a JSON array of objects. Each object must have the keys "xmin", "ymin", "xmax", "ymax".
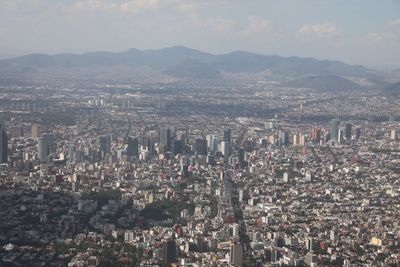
[
  {"xmin": 0, "ymin": 46, "xmax": 382, "ymax": 86},
  {"xmin": 280, "ymin": 75, "xmax": 362, "ymax": 91},
  {"xmin": 383, "ymin": 82, "xmax": 400, "ymax": 96}
]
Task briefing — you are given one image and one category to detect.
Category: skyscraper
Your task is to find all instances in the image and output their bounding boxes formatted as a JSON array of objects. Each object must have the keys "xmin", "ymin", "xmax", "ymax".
[
  {"xmin": 330, "ymin": 119, "xmax": 340, "ymax": 141},
  {"xmin": 206, "ymin": 134, "xmax": 219, "ymax": 153},
  {"xmin": 355, "ymin": 127, "xmax": 361, "ymax": 139},
  {"xmin": 162, "ymin": 239, "xmax": 176, "ymax": 264},
  {"xmin": 230, "ymin": 242, "xmax": 243, "ymax": 267},
  {"xmin": 345, "ymin": 123, "xmax": 352, "ymax": 140},
  {"xmin": 223, "ymin": 128, "xmax": 231, "ymax": 144},
  {"xmin": 172, "ymin": 139, "xmax": 183, "ymax": 155},
  {"xmin": 238, "ymin": 147, "xmax": 245, "ymax": 168},
  {"xmin": 99, "ymin": 134, "xmax": 112, "ymax": 153},
  {"xmin": 390, "ymin": 129, "xmax": 398, "ymax": 141},
  {"xmin": 38, "ymin": 133, "xmax": 54, "ymax": 162},
  {"xmin": 311, "ymin": 128, "xmax": 321, "ymax": 143},
  {"xmin": 160, "ymin": 128, "xmax": 171, "ymax": 152},
  {"xmin": 194, "ymin": 138, "xmax": 207, "ymax": 156},
  {"xmin": 0, "ymin": 123, "xmax": 8, "ymax": 163},
  {"xmin": 127, "ymin": 137, "xmax": 139, "ymax": 157},
  {"xmin": 220, "ymin": 141, "xmax": 230, "ymax": 156},
  {"xmin": 279, "ymin": 130, "xmax": 289, "ymax": 146},
  {"xmin": 31, "ymin": 124, "xmax": 42, "ymax": 138}
]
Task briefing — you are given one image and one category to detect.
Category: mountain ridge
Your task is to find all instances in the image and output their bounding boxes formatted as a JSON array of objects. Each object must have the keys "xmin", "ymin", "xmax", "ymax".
[{"xmin": 0, "ymin": 46, "xmax": 385, "ymax": 89}]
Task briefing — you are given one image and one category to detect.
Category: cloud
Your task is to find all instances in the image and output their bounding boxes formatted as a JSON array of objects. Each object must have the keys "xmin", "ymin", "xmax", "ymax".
[
  {"xmin": 120, "ymin": 0, "xmax": 160, "ymax": 14},
  {"xmin": 241, "ymin": 16, "xmax": 272, "ymax": 36},
  {"xmin": 389, "ymin": 18, "xmax": 400, "ymax": 26},
  {"xmin": 72, "ymin": 0, "xmax": 117, "ymax": 11},
  {"xmin": 366, "ymin": 32, "xmax": 396, "ymax": 43},
  {"xmin": 190, "ymin": 15, "xmax": 236, "ymax": 33},
  {"xmin": 297, "ymin": 23, "xmax": 341, "ymax": 39}
]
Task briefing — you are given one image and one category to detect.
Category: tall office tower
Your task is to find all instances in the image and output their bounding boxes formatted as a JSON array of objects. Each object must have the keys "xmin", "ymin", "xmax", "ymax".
[
  {"xmin": 300, "ymin": 134, "xmax": 306, "ymax": 146},
  {"xmin": 68, "ymin": 143, "xmax": 76, "ymax": 163},
  {"xmin": 230, "ymin": 242, "xmax": 243, "ymax": 267},
  {"xmin": 127, "ymin": 137, "xmax": 139, "ymax": 157},
  {"xmin": 355, "ymin": 127, "xmax": 361, "ymax": 139},
  {"xmin": 162, "ymin": 240, "xmax": 177, "ymax": 264},
  {"xmin": 172, "ymin": 140, "xmax": 183, "ymax": 155},
  {"xmin": 31, "ymin": 124, "xmax": 42, "ymax": 138},
  {"xmin": 99, "ymin": 134, "xmax": 112, "ymax": 153},
  {"xmin": 338, "ymin": 128, "xmax": 345, "ymax": 143},
  {"xmin": 292, "ymin": 133, "xmax": 301, "ymax": 146},
  {"xmin": 223, "ymin": 128, "xmax": 232, "ymax": 143},
  {"xmin": 390, "ymin": 129, "xmax": 398, "ymax": 141},
  {"xmin": 206, "ymin": 134, "xmax": 217, "ymax": 152},
  {"xmin": 279, "ymin": 130, "xmax": 289, "ymax": 146},
  {"xmin": 160, "ymin": 128, "xmax": 171, "ymax": 151},
  {"xmin": 0, "ymin": 123, "xmax": 8, "ymax": 163},
  {"xmin": 232, "ymin": 224, "xmax": 240, "ymax": 240},
  {"xmin": 330, "ymin": 119, "xmax": 340, "ymax": 141},
  {"xmin": 220, "ymin": 141, "xmax": 230, "ymax": 156},
  {"xmin": 38, "ymin": 133, "xmax": 54, "ymax": 161},
  {"xmin": 345, "ymin": 123, "xmax": 352, "ymax": 140},
  {"xmin": 238, "ymin": 147, "xmax": 245, "ymax": 168},
  {"xmin": 195, "ymin": 138, "xmax": 207, "ymax": 156},
  {"xmin": 311, "ymin": 128, "xmax": 321, "ymax": 143}
]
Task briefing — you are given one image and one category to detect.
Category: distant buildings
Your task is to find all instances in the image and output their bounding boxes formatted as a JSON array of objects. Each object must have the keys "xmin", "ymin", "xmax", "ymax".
[
  {"xmin": 311, "ymin": 128, "xmax": 321, "ymax": 143},
  {"xmin": 0, "ymin": 123, "xmax": 7, "ymax": 163},
  {"xmin": 330, "ymin": 119, "xmax": 340, "ymax": 141},
  {"xmin": 160, "ymin": 128, "xmax": 171, "ymax": 152},
  {"xmin": 31, "ymin": 124, "xmax": 42, "ymax": 138},
  {"xmin": 162, "ymin": 239, "xmax": 176, "ymax": 264},
  {"xmin": 390, "ymin": 129, "xmax": 398, "ymax": 141},
  {"xmin": 38, "ymin": 133, "xmax": 54, "ymax": 162},
  {"xmin": 127, "ymin": 137, "xmax": 139, "ymax": 157},
  {"xmin": 230, "ymin": 242, "xmax": 243, "ymax": 267},
  {"xmin": 99, "ymin": 134, "xmax": 112, "ymax": 154}
]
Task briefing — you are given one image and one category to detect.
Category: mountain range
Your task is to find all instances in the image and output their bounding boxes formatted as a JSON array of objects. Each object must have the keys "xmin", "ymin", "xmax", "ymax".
[{"xmin": 0, "ymin": 46, "xmax": 397, "ymax": 92}]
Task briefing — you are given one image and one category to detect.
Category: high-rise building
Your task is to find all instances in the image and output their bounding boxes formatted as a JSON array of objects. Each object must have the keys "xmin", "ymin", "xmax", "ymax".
[
  {"xmin": 68, "ymin": 143, "xmax": 76, "ymax": 163},
  {"xmin": 238, "ymin": 147, "xmax": 245, "ymax": 168},
  {"xmin": 292, "ymin": 133, "xmax": 301, "ymax": 146},
  {"xmin": 0, "ymin": 123, "xmax": 8, "ymax": 163},
  {"xmin": 390, "ymin": 129, "xmax": 398, "ymax": 141},
  {"xmin": 220, "ymin": 141, "xmax": 230, "ymax": 156},
  {"xmin": 311, "ymin": 128, "xmax": 321, "ymax": 143},
  {"xmin": 230, "ymin": 242, "xmax": 243, "ymax": 267},
  {"xmin": 223, "ymin": 128, "xmax": 232, "ymax": 143},
  {"xmin": 160, "ymin": 128, "xmax": 171, "ymax": 152},
  {"xmin": 38, "ymin": 133, "xmax": 54, "ymax": 161},
  {"xmin": 338, "ymin": 128, "xmax": 345, "ymax": 143},
  {"xmin": 355, "ymin": 127, "xmax": 361, "ymax": 139},
  {"xmin": 330, "ymin": 119, "xmax": 340, "ymax": 141},
  {"xmin": 206, "ymin": 134, "xmax": 219, "ymax": 153},
  {"xmin": 345, "ymin": 123, "xmax": 352, "ymax": 140},
  {"xmin": 162, "ymin": 240, "xmax": 176, "ymax": 264},
  {"xmin": 31, "ymin": 124, "xmax": 42, "ymax": 138},
  {"xmin": 300, "ymin": 134, "xmax": 306, "ymax": 146},
  {"xmin": 127, "ymin": 137, "xmax": 139, "ymax": 157},
  {"xmin": 99, "ymin": 134, "xmax": 112, "ymax": 153},
  {"xmin": 279, "ymin": 130, "xmax": 289, "ymax": 146},
  {"xmin": 172, "ymin": 140, "xmax": 183, "ymax": 155},
  {"xmin": 195, "ymin": 138, "xmax": 207, "ymax": 156}
]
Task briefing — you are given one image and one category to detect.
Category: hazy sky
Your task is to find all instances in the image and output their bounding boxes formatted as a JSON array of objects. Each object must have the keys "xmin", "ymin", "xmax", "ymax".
[{"xmin": 1, "ymin": 0, "xmax": 399, "ymax": 66}]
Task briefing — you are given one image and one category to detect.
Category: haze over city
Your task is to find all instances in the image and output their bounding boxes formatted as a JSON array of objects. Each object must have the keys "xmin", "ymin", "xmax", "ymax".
[
  {"xmin": 0, "ymin": 1, "xmax": 400, "ymax": 267},
  {"xmin": 1, "ymin": 0, "xmax": 400, "ymax": 67}
]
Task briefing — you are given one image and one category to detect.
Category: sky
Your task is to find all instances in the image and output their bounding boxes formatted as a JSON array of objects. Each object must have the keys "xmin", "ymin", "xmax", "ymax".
[{"xmin": 0, "ymin": 0, "xmax": 399, "ymax": 67}]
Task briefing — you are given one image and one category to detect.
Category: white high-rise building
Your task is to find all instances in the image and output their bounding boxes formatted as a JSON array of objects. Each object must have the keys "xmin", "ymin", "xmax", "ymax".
[{"xmin": 220, "ymin": 141, "xmax": 229, "ymax": 156}]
